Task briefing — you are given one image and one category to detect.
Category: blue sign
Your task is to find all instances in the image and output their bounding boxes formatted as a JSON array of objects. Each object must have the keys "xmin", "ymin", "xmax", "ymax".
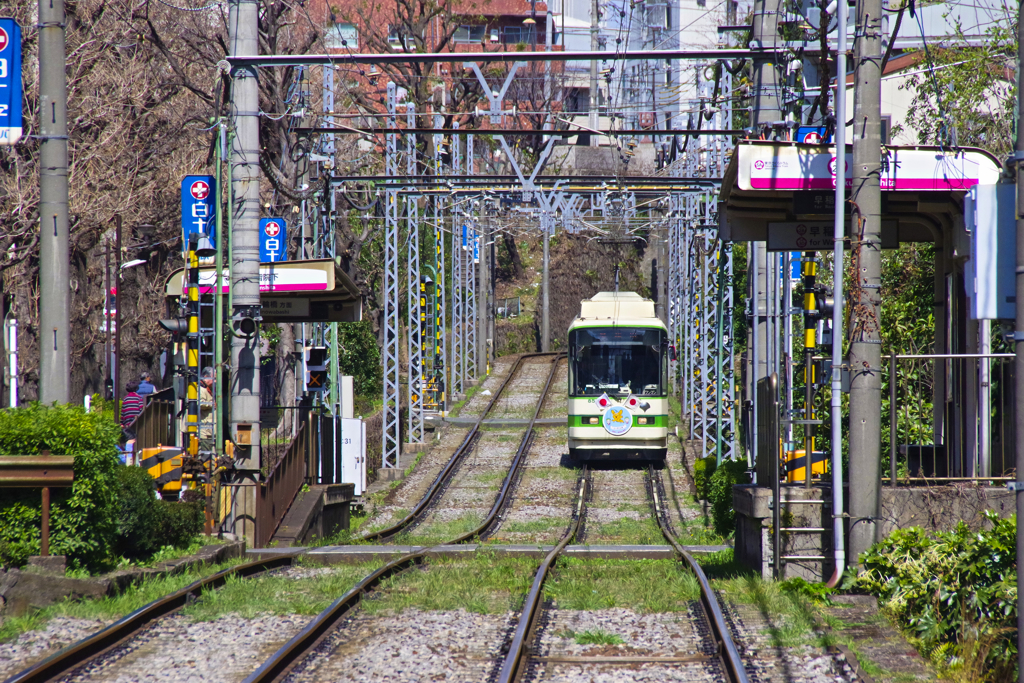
[
  {"xmin": 259, "ymin": 218, "xmax": 288, "ymax": 262},
  {"xmin": 180, "ymin": 175, "xmax": 216, "ymax": 252},
  {"xmin": 0, "ymin": 19, "xmax": 23, "ymax": 146},
  {"xmin": 796, "ymin": 126, "xmax": 829, "ymax": 145},
  {"xmin": 790, "ymin": 252, "xmax": 802, "ymax": 280}
]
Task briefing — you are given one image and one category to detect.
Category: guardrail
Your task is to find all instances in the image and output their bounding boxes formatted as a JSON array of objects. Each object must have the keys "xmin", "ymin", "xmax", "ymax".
[{"xmin": 256, "ymin": 418, "xmax": 314, "ymax": 548}]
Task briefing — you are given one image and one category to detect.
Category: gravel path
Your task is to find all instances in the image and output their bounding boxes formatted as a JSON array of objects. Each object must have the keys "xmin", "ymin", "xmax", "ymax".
[
  {"xmin": 722, "ymin": 601, "xmax": 860, "ymax": 683},
  {"xmin": 0, "ymin": 617, "xmax": 114, "ymax": 680},
  {"xmin": 60, "ymin": 613, "xmax": 312, "ymax": 683},
  {"xmin": 487, "ymin": 427, "xmax": 578, "ymax": 545},
  {"xmin": 284, "ymin": 608, "xmax": 513, "ymax": 682},
  {"xmin": 538, "ymin": 360, "xmax": 568, "ymax": 420},
  {"xmin": 457, "ymin": 356, "xmax": 519, "ymax": 418},
  {"xmin": 583, "ymin": 468, "xmax": 662, "ymax": 545},
  {"xmin": 529, "ymin": 607, "xmax": 722, "ymax": 682}
]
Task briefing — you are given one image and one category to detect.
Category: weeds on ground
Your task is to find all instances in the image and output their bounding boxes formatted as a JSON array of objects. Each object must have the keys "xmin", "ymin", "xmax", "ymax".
[
  {"xmin": 365, "ymin": 553, "xmax": 536, "ymax": 615},
  {"xmin": 184, "ymin": 561, "xmax": 382, "ymax": 620},
  {"xmin": 556, "ymin": 628, "xmax": 625, "ymax": 645},
  {"xmin": 0, "ymin": 558, "xmax": 245, "ymax": 643},
  {"xmin": 713, "ymin": 573, "xmax": 838, "ymax": 649},
  {"xmin": 593, "ymin": 516, "xmax": 664, "ymax": 545},
  {"xmin": 398, "ymin": 511, "xmax": 485, "ymax": 546},
  {"xmin": 529, "ymin": 466, "xmax": 579, "ymax": 481},
  {"xmin": 546, "ymin": 558, "xmax": 700, "ymax": 612},
  {"xmin": 695, "ymin": 549, "xmax": 752, "ymax": 579}
]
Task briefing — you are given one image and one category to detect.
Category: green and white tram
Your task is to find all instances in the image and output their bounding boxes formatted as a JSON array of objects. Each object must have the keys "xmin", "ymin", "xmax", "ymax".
[{"xmin": 567, "ymin": 292, "xmax": 669, "ymax": 461}]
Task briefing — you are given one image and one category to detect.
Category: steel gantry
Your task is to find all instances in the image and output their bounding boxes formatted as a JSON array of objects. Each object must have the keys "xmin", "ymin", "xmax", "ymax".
[
  {"xmin": 406, "ymin": 103, "xmax": 425, "ymax": 447},
  {"xmin": 382, "ymin": 82, "xmax": 401, "ymax": 469}
]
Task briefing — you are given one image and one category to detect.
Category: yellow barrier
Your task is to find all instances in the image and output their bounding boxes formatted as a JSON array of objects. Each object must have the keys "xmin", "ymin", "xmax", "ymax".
[{"xmin": 784, "ymin": 449, "xmax": 826, "ymax": 483}]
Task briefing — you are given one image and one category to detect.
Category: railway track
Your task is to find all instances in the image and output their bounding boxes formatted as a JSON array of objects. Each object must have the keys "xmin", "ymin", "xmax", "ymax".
[
  {"xmin": 1, "ymin": 553, "xmax": 301, "ymax": 683},
  {"xmin": 240, "ymin": 352, "xmax": 564, "ymax": 683},
  {"xmin": 495, "ymin": 463, "xmax": 749, "ymax": 683},
  {"xmin": 2, "ymin": 353, "xmax": 563, "ymax": 683}
]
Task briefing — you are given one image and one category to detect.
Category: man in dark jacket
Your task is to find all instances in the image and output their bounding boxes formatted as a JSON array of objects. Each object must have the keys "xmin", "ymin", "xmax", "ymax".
[{"xmin": 138, "ymin": 372, "xmax": 156, "ymax": 396}]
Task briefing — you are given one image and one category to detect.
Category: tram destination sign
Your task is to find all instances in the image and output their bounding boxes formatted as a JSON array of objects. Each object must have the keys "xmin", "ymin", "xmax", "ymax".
[
  {"xmin": 767, "ymin": 220, "xmax": 898, "ymax": 252},
  {"xmin": 0, "ymin": 19, "xmax": 23, "ymax": 146}
]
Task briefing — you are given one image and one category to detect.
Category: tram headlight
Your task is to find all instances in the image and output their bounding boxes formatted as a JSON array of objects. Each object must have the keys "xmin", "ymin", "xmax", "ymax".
[{"xmin": 587, "ymin": 417, "xmax": 599, "ymax": 425}]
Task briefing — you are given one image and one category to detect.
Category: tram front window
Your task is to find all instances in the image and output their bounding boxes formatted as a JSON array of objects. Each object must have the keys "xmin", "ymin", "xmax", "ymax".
[{"xmin": 570, "ymin": 327, "xmax": 665, "ymax": 396}]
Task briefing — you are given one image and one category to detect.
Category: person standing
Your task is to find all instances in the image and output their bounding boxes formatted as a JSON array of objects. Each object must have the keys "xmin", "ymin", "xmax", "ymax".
[
  {"xmin": 120, "ymin": 380, "xmax": 145, "ymax": 437},
  {"xmin": 138, "ymin": 372, "xmax": 156, "ymax": 396}
]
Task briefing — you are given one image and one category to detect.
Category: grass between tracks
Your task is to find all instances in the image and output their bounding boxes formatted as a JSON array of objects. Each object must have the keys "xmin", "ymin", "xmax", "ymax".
[
  {"xmin": 0, "ymin": 558, "xmax": 246, "ymax": 642},
  {"xmin": 546, "ymin": 558, "xmax": 701, "ymax": 611},
  {"xmin": 183, "ymin": 561, "xmax": 383, "ymax": 620}
]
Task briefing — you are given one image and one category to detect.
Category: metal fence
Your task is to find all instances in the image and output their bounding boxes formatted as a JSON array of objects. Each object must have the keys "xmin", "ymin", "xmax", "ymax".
[
  {"xmin": 885, "ymin": 353, "xmax": 1015, "ymax": 484},
  {"xmin": 496, "ymin": 297, "xmax": 521, "ymax": 319},
  {"xmin": 133, "ymin": 388, "xmax": 176, "ymax": 452},
  {"xmin": 256, "ymin": 416, "xmax": 316, "ymax": 548}
]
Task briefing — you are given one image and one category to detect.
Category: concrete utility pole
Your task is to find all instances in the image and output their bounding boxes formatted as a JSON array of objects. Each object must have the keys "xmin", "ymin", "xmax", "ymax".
[
  {"xmin": 750, "ymin": 0, "xmax": 782, "ymax": 129},
  {"xmin": 228, "ymin": 0, "xmax": 260, "ymax": 542},
  {"xmin": 38, "ymin": 0, "xmax": 70, "ymax": 405},
  {"xmin": 589, "ymin": 0, "xmax": 599, "ymax": 144},
  {"xmin": 1013, "ymin": 0, "xmax": 1024, "ymax": 672},
  {"xmin": 541, "ymin": 217, "xmax": 550, "ymax": 352},
  {"xmin": 848, "ymin": 0, "xmax": 884, "ymax": 564}
]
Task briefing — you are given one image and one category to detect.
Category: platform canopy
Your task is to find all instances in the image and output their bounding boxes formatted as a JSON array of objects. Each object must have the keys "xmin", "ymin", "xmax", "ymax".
[
  {"xmin": 165, "ymin": 258, "xmax": 362, "ymax": 323},
  {"xmin": 719, "ymin": 140, "xmax": 1003, "ymax": 248}
]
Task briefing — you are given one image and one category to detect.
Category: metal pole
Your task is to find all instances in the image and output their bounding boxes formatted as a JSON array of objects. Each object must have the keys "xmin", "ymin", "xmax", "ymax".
[
  {"xmin": 186, "ymin": 236, "xmax": 200, "ymax": 465},
  {"xmin": 890, "ymin": 354, "xmax": 897, "ymax": 486},
  {"xmin": 979, "ymin": 319, "xmax": 991, "ymax": 477},
  {"xmin": 848, "ymin": 0, "xmax": 884, "ymax": 563},
  {"xmin": 477, "ymin": 213, "xmax": 489, "ymax": 376},
  {"xmin": 214, "ymin": 121, "xmax": 225, "ymax": 464},
  {"xmin": 1013, "ymin": 0, "xmax": 1024, "ymax": 671},
  {"xmin": 589, "ymin": 0, "xmax": 599, "ymax": 145},
  {"xmin": 38, "ymin": 0, "xmax": 70, "ymax": 405},
  {"xmin": 115, "ymin": 216, "xmax": 122, "ymax": 422},
  {"xmin": 541, "ymin": 216, "xmax": 550, "ymax": 352},
  {"xmin": 105, "ymin": 239, "xmax": 111, "ymax": 400},
  {"xmin": 228, "ymin": 0, "xmax": 260, "ymax": 542}
]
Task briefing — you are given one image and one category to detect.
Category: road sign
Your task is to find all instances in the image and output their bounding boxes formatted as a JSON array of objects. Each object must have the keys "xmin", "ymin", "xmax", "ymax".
[
  {"xmin": 796, "ymin": 126, "xmax": 828, "ymax": 145},
  {"xmin": 0, "ymin": 19, "xmax": 23, "ymax": 146},
  {"xmin": 180, "ymin": 175, "xmax": 217, "ymax": 252},
  {"xmin": 259, "ymin": 218, "xmax": 288, "ymax": 262}
]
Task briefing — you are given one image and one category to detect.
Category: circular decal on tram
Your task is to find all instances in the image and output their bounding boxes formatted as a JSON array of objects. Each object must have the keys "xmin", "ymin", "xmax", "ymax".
[{"xmin": 602, "ymin": 405, "xmax": 632, "ymax": 436}]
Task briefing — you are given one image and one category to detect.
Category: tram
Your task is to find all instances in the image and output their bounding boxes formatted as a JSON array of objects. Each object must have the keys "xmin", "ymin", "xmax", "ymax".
[{"xmin": 567, "ymin": 292, "xmax": 669, "ymax": 461}]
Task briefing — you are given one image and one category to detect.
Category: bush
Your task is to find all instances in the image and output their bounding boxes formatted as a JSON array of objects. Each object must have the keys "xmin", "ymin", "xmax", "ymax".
[
  {"xmin": 337, "ymin": 321, "xmax": 383, "ymax": 397},
  {"xmin": 115, "ymin": 465, "xmax": 159, "ymax": 559},
  {"xmin": 0, "ymin": 404, "xmax": 122, "ymax": 571},
  {"xmin": 708, "ymin": 458, "xmax": 748, "ymax": 538},
  {"xmin": 848, "ymin": 512, "xmax": 1016, "ymax": 680},
  {"xmin": 693, "ymin": 456, "xmax": 715, "ymax": 501},
  {"xmin": 153, "ymin": 500, "xmax": 205, "ymax": 549}
]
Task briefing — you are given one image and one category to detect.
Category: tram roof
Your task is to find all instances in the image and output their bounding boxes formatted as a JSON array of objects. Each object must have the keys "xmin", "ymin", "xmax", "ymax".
[{"xmin": 569, "ymin": 291, "xmax": 666, "ymax": 330}]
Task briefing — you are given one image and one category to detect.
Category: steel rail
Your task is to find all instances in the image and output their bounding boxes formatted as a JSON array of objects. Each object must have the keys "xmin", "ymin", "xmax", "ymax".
[
  {"xmin": 2, "ymin": 553, "xmax": 301, "ymax": 683},
  {"xmin": 360, "ymin": 352, "xmax": 558, "ymax": 542},
  {"xmin": 497, "ymin": 465, "xmax": 589, "ymax": 683},
  {"xmin": 244, "ymin": 354, "xmax": 565, "ymax": 683},
  {"xmin": 648, "ymin": 465, "xmax": 750, "ymax": 683}
]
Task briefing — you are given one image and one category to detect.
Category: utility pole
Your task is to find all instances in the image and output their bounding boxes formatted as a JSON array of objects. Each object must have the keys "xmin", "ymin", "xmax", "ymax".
[
  {"xmin": 541, "ymin": 213, "xmax": 550, "ymax": 352},
  {"xmin": 1012, "ymin": 0, "xmax": 1024, "ymax": 672},
  {"xmin": 228, "ymin": 0, "xmax": 260, "ymax": 543},
  {"xmin": 589, "ymin": 0, "xmax": 599, "ymax": 145},
  {"xmin": 477, "ymin": 214, "xmax": 489, "ymax": 376},
  {"xmin": 38, "ymin": 0, "xmax": 70, "ymax": 405},
  {"xmin": 848, "ymin": 0, "xmax": 884, "ymax": 563}
]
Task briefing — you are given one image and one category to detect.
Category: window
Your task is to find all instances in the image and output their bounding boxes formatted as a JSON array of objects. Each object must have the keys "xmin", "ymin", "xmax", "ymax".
[
  {"xmin": 325, "ymin": 22, "xmax": 358, "ymax": 49},
  {"xmin": 881, "ymin": 115, "xmax": 891, "ymax": 144},
  {"xmin": 501, "ymin": 26, "xmax": 536, "ymax": 45},
  {"xmin": 387, "ymin": 25, "xmax": 411, "ymax": 50},
  {"xmin": 568, "ymin": 327, "xmax": 666, "ymax": 397},
  {"xmin": 453, "ymin": 25, "xmax": 486, "ymax": 43}
]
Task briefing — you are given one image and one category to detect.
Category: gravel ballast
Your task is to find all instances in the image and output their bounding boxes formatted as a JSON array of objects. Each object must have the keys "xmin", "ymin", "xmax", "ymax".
[{"xmin": 0, "ymin": 617, "xmax": 114, "ymax": 680}]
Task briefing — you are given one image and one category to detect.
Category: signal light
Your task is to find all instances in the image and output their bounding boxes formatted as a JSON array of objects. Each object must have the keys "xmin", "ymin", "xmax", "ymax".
[{"xmin": 159, "ymin": 318, "xmax": 189, "ymax": 342}]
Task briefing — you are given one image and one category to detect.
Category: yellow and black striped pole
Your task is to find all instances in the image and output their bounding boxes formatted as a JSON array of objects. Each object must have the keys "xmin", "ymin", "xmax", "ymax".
[
  {"xmin": 185, "ymin": 236, "xmax": 200, "ymax": 463},
  {"xmin": 802, "ymin": 251, "xmax": 817, "ymax": 489}
]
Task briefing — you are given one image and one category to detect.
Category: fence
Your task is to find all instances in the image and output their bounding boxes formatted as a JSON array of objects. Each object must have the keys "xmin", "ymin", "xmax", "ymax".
[
  {"xmin": 496, "ymin": 297, "xmax": 521, "ymax": 319},
  {"xmin": 133, "ymin": 388, "xmax": 176, "ymax": 452},
  {"xmin": 885, "ymin": 353, "xmax": 1015, "ymax": 484},
  {"xmin": 256, "ymin": 416, "xmax": 317, "ymax": 548}
]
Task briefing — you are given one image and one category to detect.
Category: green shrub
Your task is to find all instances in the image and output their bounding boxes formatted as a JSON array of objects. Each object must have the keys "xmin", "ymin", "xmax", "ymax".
[
  {"xmin": 337, "ymin": 321, "xmax": 383, "ymax": 397},
  {"xmin": 693, "ymin": 456, "xmax": 715, "ymax": 501},
  {"xmin": 115, "ymin": 465, "xmax": 159, "ymax": 558},
  {"xmin": 708, "ymin": 458, "xmax": 748, "ymax": 538},
  {"xmin": 848, "ymin": 512, "xmax": 1016, "ymax": 679},
  {"xmin": 153, "ymin": 500, "xmax": 205, "ymax": 549},
  {"xmin": 0, "ymin": 403, "xmax": 122, "ymax": 571}
]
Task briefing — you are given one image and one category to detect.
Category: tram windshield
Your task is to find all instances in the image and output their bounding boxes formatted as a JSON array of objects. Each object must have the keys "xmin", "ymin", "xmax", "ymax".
[{"xmin": 569, "ymin": 327, "xmax": 666, "ymax": 397}]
